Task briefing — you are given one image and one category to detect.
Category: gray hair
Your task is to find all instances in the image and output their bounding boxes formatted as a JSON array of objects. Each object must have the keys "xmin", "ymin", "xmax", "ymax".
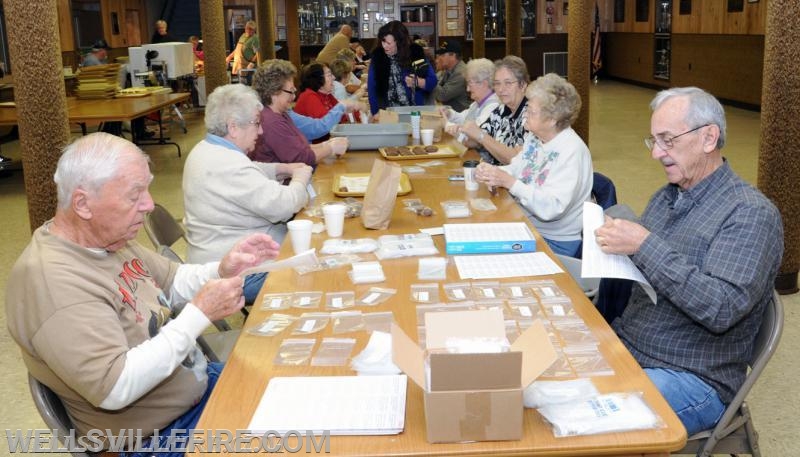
[
  {"xmin": 651, "ymin": 87, "xmax": 727, "ymax": 149},
  {"xmin": 205, "ymin": 84, "xmax": 263, "ymax": 137},
  {"xmin": 465, "ymin": 58, "xmax": 495, "ymax": 86},
  {"xmin": 54, "ymin": 133, "xmax": 148, "ymax": 210},
  {"xmin": 494, "ymin": 55, "xmax": 530, "ymax": 86},
  {"xmin": 526, "ymin": 73, "xmax": 581, "ymax": 130},
  {"xmin": 252, "ymin": 59, "xmax": 297, "ymax": 106}
]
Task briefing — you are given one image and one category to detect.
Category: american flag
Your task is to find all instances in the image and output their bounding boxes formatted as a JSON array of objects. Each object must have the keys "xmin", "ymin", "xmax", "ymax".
[{"xmin": 592, "ymin": 2, "xmax": 603, "ymax": 78}]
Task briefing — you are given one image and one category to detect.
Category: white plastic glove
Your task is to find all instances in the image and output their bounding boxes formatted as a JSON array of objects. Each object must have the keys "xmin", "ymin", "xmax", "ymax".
[
  {"xmin": 291, "ymin": 164, "xmax": 313, "ymax": 185},
  {"xmin": 327, "ymin": 137, "xmax": 349, "ymax": 157}
]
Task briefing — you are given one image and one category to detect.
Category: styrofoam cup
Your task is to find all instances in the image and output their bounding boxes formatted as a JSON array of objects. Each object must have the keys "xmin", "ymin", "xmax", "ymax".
[
  {"xmin": 322, "ymin": 203, "xmax": 347, "ymax": 237},
  {"xmin": 420, "ymin": 129, "xmax": 434, "ymax": 146},
  {"xmin": 287, "ymin": 219, "xmax": 313, "ymax": 254}
]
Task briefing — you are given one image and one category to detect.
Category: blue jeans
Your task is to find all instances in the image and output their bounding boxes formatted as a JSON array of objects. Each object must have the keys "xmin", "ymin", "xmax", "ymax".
[
  {"xmin": 243, "ymin": 272, "xmax": 267, "ymax": 305},
  {"xmin": 120, "ymin": 362, "xmax": 224, "ymax": 457},
  {"xmin": 544, "ymin": 238, "xmax": 582, "ymax": 257},
  {"xmin": 645, "ymin": 368, "xmax": 725, "ymax": 436}
]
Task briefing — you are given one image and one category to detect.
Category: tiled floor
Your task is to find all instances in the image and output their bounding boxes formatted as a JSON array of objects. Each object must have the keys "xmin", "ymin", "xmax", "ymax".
[{"xmin": 0, "ymin": 80, "xmax": 797, "ymax": 455}]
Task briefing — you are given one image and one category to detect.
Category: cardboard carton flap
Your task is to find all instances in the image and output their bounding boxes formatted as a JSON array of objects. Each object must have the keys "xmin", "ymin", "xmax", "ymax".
[
  {"xmin": 424, "ymin": 309, "xmax": 506, "ymax": 349},
  {"xmin": 391, "ymin": 323, "xmax": 426, "ymax": 388},
  {"xmin": 511, "ymin": 319, "xmax": 558, "ymax": 386},
  {"xmin": 379, "ymin": 109, "xmax": 399, "ymax": 124},
  {"xmin": 429, "ymin": 352, "xmax": 522, "ymax": 391}
]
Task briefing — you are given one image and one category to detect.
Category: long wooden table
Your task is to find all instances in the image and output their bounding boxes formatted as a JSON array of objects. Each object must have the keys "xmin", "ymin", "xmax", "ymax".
[
  {"xmin": 192, "ymin": 150, "xmax": 687, "ymax": 456},
  {"xmin": 0, "ymin": 92, "xmax": 190, "ymax": 154}
]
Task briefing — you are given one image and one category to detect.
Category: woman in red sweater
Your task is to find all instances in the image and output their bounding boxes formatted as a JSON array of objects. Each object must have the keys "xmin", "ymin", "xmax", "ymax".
[{"xmin": 294, "ymin": 63, "xmax": 350, "ymax": 142}]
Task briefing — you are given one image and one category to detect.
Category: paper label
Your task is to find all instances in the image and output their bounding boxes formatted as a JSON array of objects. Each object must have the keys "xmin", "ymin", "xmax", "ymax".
[
  {"xmin": 511, "ymin": 286, "xmax": 523, "ymax": 297},
  {"xmin": 299, "ymin": 296, "xmax": 311, "ymax": 306},
  {"xmin": 257, "ymin": 321, "xmax": 277, "ymax": 333},
  {"xmin": 483, "ymin": 288, "xmax": 495, "ymax": 298},
  {"xmin": 552, "ymin": 305, "xmax": 565, "ymax": 316},
  {"xmin": 418, "ymin": 291, "xmax": 429, "ymax": 301},
  {"xmin": 519, "ymin": 306, "xmax": 532, "ymax": 317},
  {"xmin": 270, "ymin": 298, "xmax": 283, "ymax": 309},
  {"xmin": 301, "ymin": 320, "xmax": 317, "ymax": 332},
  {"xmin": 362, "ymin": 292, "xmax": 380, "ymax": 304},
  {"xmin": 452, "ymin": 288, "xmax": 466, "ymax": 299},
  {"xmin": 331, "ymin": 297, "xmax": 343, "ymax": 308},
  {"xmin": 542, "ymin": 287, "xmax": 555, "ymax": 297}
]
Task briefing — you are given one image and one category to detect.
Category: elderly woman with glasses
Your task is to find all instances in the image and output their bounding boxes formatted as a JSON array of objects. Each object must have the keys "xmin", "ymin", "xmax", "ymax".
[
  {"xmin": 442, "ymin": 58, "xmax": 500, "ymax": 142},
  {"xmin": 183, "ymin": 84, "xmax": 313, "ymax": 303},
  {"xmin": 474, "ymin": 73, "xmax": 593, "ymax": 257},
  {"xmin": 249, "ymin": 59, "xmax": 349, "ymax": 166},
  {"xmin": 460, "ymin": 55, "xmax": 532, "ymax": 165},
  {"xmin": 294, "ymin": 62, "xmax": 357, "ymax": 141}
]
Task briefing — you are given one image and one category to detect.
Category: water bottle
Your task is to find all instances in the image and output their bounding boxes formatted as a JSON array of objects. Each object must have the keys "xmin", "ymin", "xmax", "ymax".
[{"xmin": 410, "ymin": 111, "xmax": 421, "ymax": 139}]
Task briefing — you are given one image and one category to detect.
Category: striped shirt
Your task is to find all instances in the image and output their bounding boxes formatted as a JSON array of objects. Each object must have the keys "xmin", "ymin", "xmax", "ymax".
[{"xmin": 613, "ymin": 161, "xmax": 783, "ymax": 403}]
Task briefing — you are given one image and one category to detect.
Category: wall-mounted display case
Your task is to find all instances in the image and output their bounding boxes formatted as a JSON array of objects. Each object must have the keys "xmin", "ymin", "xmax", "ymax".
[
  {"xmin": 465, "ymin": 0, "xmax": 536, "ymax": 40},
  {"xmin": 298, "ymin": 0, "xmax": 360, "ymax": 46},
  {"xmin": 653, "ymin": 0, "xmax": 671, "ymax": 80}
]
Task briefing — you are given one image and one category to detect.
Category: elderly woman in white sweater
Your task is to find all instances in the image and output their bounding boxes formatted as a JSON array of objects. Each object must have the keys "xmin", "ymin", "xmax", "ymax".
[
  {"xmin": 475, "ymin": 73, "xmax": 592, "ymax": 257},
  {"xmin": 183, "ymin": 83, "xmax": 312, "ymax": 303}
]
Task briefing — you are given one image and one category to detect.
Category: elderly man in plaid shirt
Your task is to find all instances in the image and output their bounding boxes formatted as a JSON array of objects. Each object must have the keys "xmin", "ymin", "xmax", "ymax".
[{"xmin": 594, "ymin": 87, "xmax": 783, "ymax": 436}]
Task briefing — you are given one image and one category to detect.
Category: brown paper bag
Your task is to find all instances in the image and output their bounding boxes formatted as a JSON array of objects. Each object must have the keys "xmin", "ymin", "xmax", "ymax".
[
  {"xmin": 421, "ymin": 112, "xmax": 445, "ymax": 142},
  {"xmin": 378, "ymin": 109, "xmax": 399, "ymax": 124},
  {"xmin": 362, "ymin": 159, "xmax": 401, "ymax": 230}
]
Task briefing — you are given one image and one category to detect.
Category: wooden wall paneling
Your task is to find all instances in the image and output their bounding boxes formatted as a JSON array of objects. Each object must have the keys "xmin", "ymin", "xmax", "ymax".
[
  {"xmin": 670, "ymin": 0, "xmax": 699, "ymax": 33},
  {"xmin": 669, "ymin": 34, "xmax": 763, "ymax": 105},
  {"xmin": 723, "ymin": 5, "xmax": 746, "ymax": 34},
  {"xmin": 57, "ymin": 0, "xmax": 75, "ymax": 52},
  {"xmin": 699, "ymin": 0, "xmax": 724, "ymax": 34},
  {"xmin": 604, "ymin": 32, "xmax": 664, "ymax": 84},
  {"xmin": 631, "ymin": 0, "xmax": 651, "ymax": 33},
  {"xmin": 745, "ymin": 0, "xmax": 766, "ymax": 35},
  {"xmin": 439, "ymin": 0, "xmax": 464, "ymax": 37}
]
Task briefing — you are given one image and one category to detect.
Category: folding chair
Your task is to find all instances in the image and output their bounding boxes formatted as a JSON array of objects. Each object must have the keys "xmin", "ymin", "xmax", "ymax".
[
  {"xmin": 143, "ymin": 203, "xmax": 242, "ymax": 362},
  {"xmin": 28, "ymin": 375, "xmax": 117, "ymax": 457},
  {"xmin": 555, "ymin": 253, "xmax": 599, "ymax": 301},
  {"xmin": 673, "ymin": 291, "xmax": 784, "ymax": 457}
]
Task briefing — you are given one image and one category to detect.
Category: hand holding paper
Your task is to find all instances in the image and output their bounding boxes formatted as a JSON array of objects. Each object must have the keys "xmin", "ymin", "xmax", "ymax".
[{"xmin": 239, "ymin": 248, "xmax": 319, "ymax": 277}]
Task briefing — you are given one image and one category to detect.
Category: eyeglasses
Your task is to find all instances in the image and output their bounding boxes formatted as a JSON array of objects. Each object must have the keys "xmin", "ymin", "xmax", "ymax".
[
  {"xmin": 644, "ymin": 124, "xmax": 709, "ymax": 151},
  {"xmin": 493, "ymin": 79, "xmax": 520, "ymax": 89},
  {"xmin": 243, "ymin": 119, "xmax": 261, "ymax": 127},
  {"xmin": 281, "ymin": 88, "xmax": 297, "ymax": 98}
]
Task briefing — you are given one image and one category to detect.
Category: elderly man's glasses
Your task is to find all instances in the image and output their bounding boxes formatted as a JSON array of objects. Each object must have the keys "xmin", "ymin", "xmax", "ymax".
[{"xmin": 644, "ymin": 124, "xmax": 709, "ymax": 151}]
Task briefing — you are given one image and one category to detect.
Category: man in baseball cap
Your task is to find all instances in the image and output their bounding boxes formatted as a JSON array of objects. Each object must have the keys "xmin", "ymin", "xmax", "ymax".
[{"xmin": 433, "ymin": 40, "xmax": 470, "ymax": 112}]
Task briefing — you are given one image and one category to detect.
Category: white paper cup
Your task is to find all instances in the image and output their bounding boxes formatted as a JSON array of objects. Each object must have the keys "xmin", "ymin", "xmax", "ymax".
[
  {"xmin": 322, "ymin": 203, "xmax": 347, "ymax": 237},
  {"xmin": 287, "ymin": 219, "xmax": 313, "ymax": 254},
  {"xmin": 420, "ymin": 129, "xmax": 434, "ymax": 146}
]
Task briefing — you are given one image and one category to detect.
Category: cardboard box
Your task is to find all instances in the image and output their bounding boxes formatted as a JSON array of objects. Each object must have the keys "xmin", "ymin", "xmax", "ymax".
[
  {"xmin": 392, "ymin": 309, "xmax": 557, "ymax": 443},
  {"xmin": 444, "ymin": 222, "xmax": 537, "ymax": 255}
]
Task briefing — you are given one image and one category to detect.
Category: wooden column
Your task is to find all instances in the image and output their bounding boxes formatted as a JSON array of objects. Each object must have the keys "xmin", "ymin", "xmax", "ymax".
[
  {"xmin": 567, "ymin": 0, "xmax": 591, "ymax": 143},
  {"xmin": 5, "ymin": 0, "xmax": 71, "ymax": 231},
  {"xmin": 472, "ymin": 0, "xmax": 485, "ymax": 59},
  {"xmin": 758, "ymin": 0, "xmax": 800, "ymax": 294},
  {"xmin": 200, "ymin": 0, "xmax": 228, "ymax": 96},
  {"xmin": 256, "ymin": 0, "xmax": 277, "ymax": 61},
  {"xmin": 285, "ymin": 0, "xmax": 301, "ymax": 68},
  {"xmin": 505, "ymin": 0, "xmax": 522, "ymax": 57}
]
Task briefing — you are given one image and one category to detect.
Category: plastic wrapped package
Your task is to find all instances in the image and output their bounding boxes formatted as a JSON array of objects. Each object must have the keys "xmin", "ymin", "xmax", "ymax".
[
  {"xmin": 440, "ymin": 200, "xmax": 471, "ymax": 218},
  {"xmin": 541, "ymin": 299, "xmax": 579, "ymax": 320},
  {"xmin": 290, "ymin": 312, "xmax": 330, "ymax": 335},
  {"xmin": 507, "ymin": 298, "xmax": 544, "ymax": 323},
  {"xmin": 469, "ymin": 197, "xmax": 498, "ymax": 212},
  {"xmin": 471, "ymin": 280, "xmax": 503, "ymax": 299},
  {"xmin": 356, "ymin": 286, "xmax": 396, "ymax": 306},
  {"xmin": 292, "ymin": 291, "xmax": 324, "ymax": 309},
  {"xmin": 374, "ymin": 233, "xmax": 438, "ymax": 260},
  {"xmin": 474, "ymin": 299, "xmax": 507, "ymax": 316},
  {"xmin": 320, "ymin": 238, "xmax": 379, "ymax": 255},
  {"xmin": 311, "ymin": 337, "xmax": 357, "ymax": 366},
  {"xmin": 538, "ymin": 349, "xmax": 576, "ymax": 379},
  {"xmin": 294, "ymin": 253, "xmax": 364, "ymax": 275},
  {"xmin": 325, "ymin": 291, "xmax": 356, "ymax": 310},
  {"xmin": 410, "ymin": 283, "xmax": 440, "ymax": 303},
  {"xmin": 331, "ymin": 311, "xmax": 365, "ymax": 334},
  {"xmin": 273, "ymin": 338, "xmax": 316, "ymax": 365},
  {"xmin": 537, "ymin": 392, "xmax": 664, "ymax": 437},
  {"xmin": 523, "ymin": 378, "xmax": 600, "ymax": 409},
  {"xmin": 565, "ymin": 348, "xmax": 615, "ymax": 377},
  {"xmin": 247, "ymin": 313, "xmax": 297, "ymax": 337},
  {"xmin": 501, "ymin": 281, "xmax": 537, "ymax": 299},
  {"xmin": 552, "ymin": 320, "xmax": 598, "ymax": 350},
  {"xmin": 443, "ymin": 282, "xmax": 472, "ymax": 301},
  {"xmin": 362, "ymin": 311, "xmax": 394, "ymax": 333},
  {"xmin": 260, "ymin": 293, "xmax": 294, "ymax": 311},
  {"xmin": 529, "ymin": 280, "xmax": 567, "ymax": 301},
  {"xmin": 418, "ymin": 256, "xmax": 447, "ymax": 280},
  {"xmin": 348, "ymin": 261, "xmax": 386, "ymax": 284}
]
